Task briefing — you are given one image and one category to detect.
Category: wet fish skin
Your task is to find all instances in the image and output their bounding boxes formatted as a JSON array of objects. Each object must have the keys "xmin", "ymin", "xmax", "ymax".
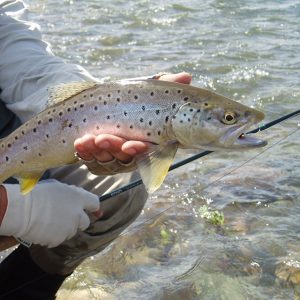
[{"xmin": 0, "ymin": 79, "xmax": 266, "ymax": 194}]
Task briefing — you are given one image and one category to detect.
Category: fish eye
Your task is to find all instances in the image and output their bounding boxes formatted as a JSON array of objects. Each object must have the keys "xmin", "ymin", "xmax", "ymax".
[{"xmin": 222, "ymin": 111, "xmax": 237, "ymax": 125}]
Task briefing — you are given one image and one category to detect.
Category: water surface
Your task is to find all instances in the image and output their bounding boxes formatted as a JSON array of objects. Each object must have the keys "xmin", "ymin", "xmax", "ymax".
[{"xmin": 2, "ymin": 0, "xmax": 300, "ymax": 299}]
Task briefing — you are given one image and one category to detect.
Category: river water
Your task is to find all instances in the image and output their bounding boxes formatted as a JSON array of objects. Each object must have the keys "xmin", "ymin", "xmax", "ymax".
[{"xmin": 3, "ymin": 0, "xmax": 300, "ymax": 299}]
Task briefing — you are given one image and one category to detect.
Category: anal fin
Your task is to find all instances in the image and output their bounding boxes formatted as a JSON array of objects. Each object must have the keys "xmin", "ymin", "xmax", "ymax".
[{"xmin": 18, "ymin": 171, "xmax": 44, "ymax": 195}]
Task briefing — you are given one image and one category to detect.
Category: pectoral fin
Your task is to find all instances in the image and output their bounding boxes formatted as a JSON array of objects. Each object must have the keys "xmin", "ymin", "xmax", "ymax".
[
  {"xmin": 18, "ymin": 171, "xmax": 44, "ymax": 195},
  {"xmin": 136, "ymin": 143, "xmax": 178, "ymax": 193}
]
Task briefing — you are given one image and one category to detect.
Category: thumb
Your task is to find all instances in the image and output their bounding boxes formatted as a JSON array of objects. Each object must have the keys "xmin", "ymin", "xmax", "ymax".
[
  {"xmin": 78, "ymin": 212, "xmax": 91, "ymax": 231},
  {"xmin": 81, "ymin": 193, "xmax": 100, "ymax": 213}
]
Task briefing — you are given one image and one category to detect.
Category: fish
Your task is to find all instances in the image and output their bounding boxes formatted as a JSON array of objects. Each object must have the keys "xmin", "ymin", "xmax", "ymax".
[{"xmin": 0, "ymin": 79, "xmax": 267, "ymax": 194}]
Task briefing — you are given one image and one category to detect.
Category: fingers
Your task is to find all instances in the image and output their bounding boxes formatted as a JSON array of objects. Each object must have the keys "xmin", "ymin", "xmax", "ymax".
[
  {"xmin": 94, "ymin": 134, "xmax": 133, "ymax": 163},
  {"xmin": 159, "ymin": 72, "xmax": 192, "ymax": 84},
  {"xmin": 74, "ymin": 134, "xmax": 97, "ymax": 161},
  {"xmin": 74, "ymin": 134, "xmax": 151, "ymax": 163},
  {"xmin": 121, "ymin": 140, "xmax": 151, "ymax": 155}
]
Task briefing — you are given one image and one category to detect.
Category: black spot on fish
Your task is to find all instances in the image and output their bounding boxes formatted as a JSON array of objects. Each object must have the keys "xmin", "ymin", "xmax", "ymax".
[
  {"xmin": 7, "ymin": 144, "xmax": 11, "ymax": 148},
  {"xmin": 184, "ymin": 113, "xmax": 186, "ymax": 117},
  {"xmin": 74, "ymin": 108, "xmax": 77, "ymax": 111},
  {"xmin": 172, "ymin": 116, "xmax": 176, "ymax": 119},
  {"xmin": 117, "ymin": 98, "xmax": 120, "ymax": 102},
  {"xmin": 74, "ymin": 101, "xmax": 77, "ymax": 105},
  {"xmin": 117, "ymin": 90, "xmax": 120, "ymax": 93},
  {"xmin": 96, "ymin": 125, "xmax": 100, "ymax": 130},
  {"xmin": 62, "ymin": 140, "xmax": 66, "ymax": 144},
  {"xmin": 157, "ymin": 130, "xmax": 161, "ymax": 136},
  {"xmin": 128, "ymin": 90, "xmax": 131, "ymax": 94},
  {"xmin": 38, "ymin": 120, "xmax": 42, "ymax": 125},
  {"xmin": 117, "ymin": 124, "xmax": 120, "ymax": 128},
  {"xmin": 48, "ymin": 111, "xmax": 51, "ymax": 115},
  {"xmin": 207, "ymin": 117, "xmax": 211, "ymax": 120},
  {"xmin": 49, "ymin": 118, "xmax": 53, "ymax": 122},
  {"xmin": 197, "ymin": 109, "xmax": 201, "ymax": 113},
  {"xmin": 172, "ymin": 104, "xmax": 176, "ymax": 109},
  {"xmin": 107, "ymin": 115, "xmax": 110, "ymax": 120},
  {"xmin": 188, "ymin": 118, "xmax": 191, "ymax": 122},
  {"xmin": 23, "ymin": 146, "xmax": 28, "ymax": 150},
  {"xmin": 46, "ymin": 134, "xmax": 49, "ymax": 138},
  {"xmin": 204, "ymin": 103, "xmax": 208, "ymax": 106},
  {"xmin": 33, "ymin": 128, "xmax": 37, "ymax": 133},
  {"xmin": 94, "ymin": 106, "xmax": 98, "ymax": 111},
  {"xmin": 244, "ymin": 111, "xmax": 250, "ymax": 117},
  {"xmin": 189, "ymin": 108, "xmax": 193, "ymax": 112},
  {"xmin": 140, "ymin": 118, "xmax": 144, "ymax": 123},
  {"xmin": 147, "ymin": 132, "xmax": 151, "ymax": 136},
  {"xmin": 98, "ymin": 96, "xmax": 102, "ymax": 100},
  {"xmin": 84, "ymin": 95, "xmax": 87, "ymax": 98},
  {"xmin": 5, "ymin": 156, "xmax": 9, "ymax": 161},
  {"xmin": 180, "ymin": 120, "xmax": 183, "ymax": 123},
  {"xmin": 15, "ymin": 136, "xmax": 18, "ymax": 140},
  {"xmin": 156, "ymin": 110, "xmax": 160, "ymax": 115},
  {"xmin": 38, "ymin": 153, "xmax": 42, "ymax": 156},
  {"xmin": 22, "ymin": 131, "xmax": 25, "ymax": 135},
  {"xmin": 134, "ymin": 95, "xmax": 138, "ymax": 100},
  {"xmin": 52, "ymin": 109, "xmax": 56, "ymax": 113},
  {"xmin": 67, "ymin": 108, "xmax": 71, "ymax": 112},
  {"xmin": 59, "ymin": 112, "xmax": 63, "ymax": 116},
  {"xmin": 150, "ymin": 92, "xmax": 154, "ymax": 96},
  {"xmin": 142, "ymin": 105, "xmax": 145, "ymax": 111},
  {"xmin": 83, "ymin": 118, "xmax": 87, "ymax": 123},
  {"xmin": 107, "ymin": 94, "xmax": 111, "ymax": 98},
  {"xmin": 68, "ymin": 123, "xmax": 72, "ymax": 128},
  {"xmin": 104, "ymin": 101, "xmax": 107, "ymax": 105},
  {"xmin": 21, "ymin": 160, "xmax": 24, "ymax": 164},
  {"xmin": 165, "ymin": 116, "xmax": 169, "ymax": 123},
  {"xmin": 165, "ymin": 90, "xmax": 169, "ymax": 94},
  {"xmin": 184, "ymin": 97, "xmax": 189, "ymax": 101},
  {"xmin": 130, "ymin": 125, "xmax": 133, "ymax": 129},
  {"xmin": 149, "ymin": 121, "xmax": 152, "ymax": 126},
  {"xmin": 177, "ymin": 90, "xmax": 182, "ymax": 94},
  {"xmin": 90, "ymin": 94, "xmax": 93, "ymax": 97},
  {"xmin": 124, "ymin": 111, "xmax": 128, "ymax": 116}
]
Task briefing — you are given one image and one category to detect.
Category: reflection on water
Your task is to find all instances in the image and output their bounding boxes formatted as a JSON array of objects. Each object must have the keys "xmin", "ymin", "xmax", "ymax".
[{"xmin": 3, "ymin": 0, "xmax": 300, "ymax": 299}]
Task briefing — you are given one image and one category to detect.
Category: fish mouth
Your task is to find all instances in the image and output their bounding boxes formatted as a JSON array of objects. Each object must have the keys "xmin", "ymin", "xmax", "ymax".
[
  {"xmin": 224, "ymin": 123, "xmax": 267, "ymax": 148},
  {"xmin": 236, "ymin": 132, "xmax": 267, "ymax": 148}
]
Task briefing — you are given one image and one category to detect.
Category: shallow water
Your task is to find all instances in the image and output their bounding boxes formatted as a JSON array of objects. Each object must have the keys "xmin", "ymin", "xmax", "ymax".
[{"xmin": 2, "ymin": 0, "xmax": 300, "ymax": 299}]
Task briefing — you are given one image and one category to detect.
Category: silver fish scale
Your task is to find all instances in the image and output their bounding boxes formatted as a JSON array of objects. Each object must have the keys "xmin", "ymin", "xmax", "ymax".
[{"xmin": 0, "ymin": 80, "xmax": 192, "ymax": 180}]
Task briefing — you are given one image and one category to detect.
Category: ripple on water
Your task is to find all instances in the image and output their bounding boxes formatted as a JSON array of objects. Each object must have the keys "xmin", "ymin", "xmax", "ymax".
[{"xmin": 9, "ymin": 0, "xmax": 300, "ymax": 299}]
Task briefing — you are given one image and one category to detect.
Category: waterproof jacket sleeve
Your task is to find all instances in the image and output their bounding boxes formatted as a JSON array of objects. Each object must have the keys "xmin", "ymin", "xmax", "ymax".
[{"xmin": 0, "ymin": 0, "xmax": 96, "ymax": 123}]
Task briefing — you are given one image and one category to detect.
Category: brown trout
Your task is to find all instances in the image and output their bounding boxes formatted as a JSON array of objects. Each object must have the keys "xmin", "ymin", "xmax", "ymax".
[{"xmin": 0, "ymin": 79, "xmax": 267, "ymax": 194}]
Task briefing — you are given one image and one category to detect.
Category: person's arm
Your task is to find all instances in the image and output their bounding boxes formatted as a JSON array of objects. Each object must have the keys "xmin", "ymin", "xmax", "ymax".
[
  {"xmin": 0, "ymin": 1, "xmax": 101, "ymax": 248},
  {"xmin": 0, "ymin": 0, "xmax": 97, "ymax": 123}
]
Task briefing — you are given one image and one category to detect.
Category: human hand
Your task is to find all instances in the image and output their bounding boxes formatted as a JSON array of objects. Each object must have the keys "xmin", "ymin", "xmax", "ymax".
[
  {"xmin": 74, "ymin": 72, "xmax": 192, "ymax": 174},
  {"xmin": 0, "ymin": 181, "xmax": 100, "ymax": 248}
]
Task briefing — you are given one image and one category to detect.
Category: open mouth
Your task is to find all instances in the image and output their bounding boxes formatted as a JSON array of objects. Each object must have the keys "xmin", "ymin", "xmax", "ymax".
[
  {"xmin": 221, "ymin": 123, "xmax": 267, "ymax": 148},
  {"xmin": 237, "ymin": 132, "xmax": 267, "ymax": 147}
]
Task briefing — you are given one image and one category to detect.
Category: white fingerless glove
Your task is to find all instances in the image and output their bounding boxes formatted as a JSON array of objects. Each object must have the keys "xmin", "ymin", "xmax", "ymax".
[{"xmin": 0, "ymin": 180, "xmax": 100, "ymax": 248}]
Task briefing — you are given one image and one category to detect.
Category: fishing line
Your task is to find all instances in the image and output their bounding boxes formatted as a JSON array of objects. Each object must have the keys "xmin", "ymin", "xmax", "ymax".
[
  {"xmin": 99, "ymin": 109, "xmax": 300, "ymax": 203},
  {"xmin": 120, "ymin": 121, "xmax": 300, "ymax": 238},
  {"xmin": 114, "ymin": 120, "xmax": 300, "ymax": 286},
  {"xmin": 1, "ymin": 110, "xmax": 299, "ymax": 298}
]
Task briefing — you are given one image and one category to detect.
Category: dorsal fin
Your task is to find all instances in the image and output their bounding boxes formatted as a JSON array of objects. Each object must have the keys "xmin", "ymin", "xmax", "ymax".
[{"xmin": 47, "ymin": 81, "xmax": 98, "ymax": 107}]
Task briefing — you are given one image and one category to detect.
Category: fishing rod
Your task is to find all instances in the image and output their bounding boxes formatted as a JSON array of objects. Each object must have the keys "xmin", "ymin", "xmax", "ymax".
[
  {"xmin": 1, "ymin": 110, "xmax": 299, "ymax": 299},
  {"xmin": 99, "ymin": 109, "xmax": 300, "ymax": 202}
]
